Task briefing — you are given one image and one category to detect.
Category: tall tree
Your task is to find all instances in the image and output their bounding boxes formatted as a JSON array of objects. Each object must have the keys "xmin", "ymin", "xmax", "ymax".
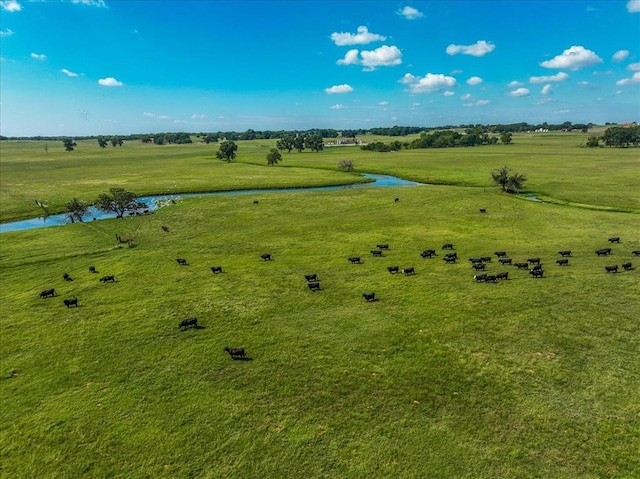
[
  {"xmin": 97, "ymin": 137, "xmax": 108, "ymax": 148},
  {"xmin": 95, "ymin": 188, "xmax": 139, "ymax": 219},
  {"xmin": 266, "ymin": 148, "xmax": 282, "ymax": 166},
  {"xmin": 306, "ymin": 134, "xmax": 324, "ymax": 152},
  {"xmin": 63, "ymin": 139, "xmax": 77, "ymax": 151},
  {"xmin": 216, "ymin": 140, "xmax": 238, "ymax": 162},
  {"xmin": 293, "ymin": 135, "xmax": 305, "ymax": 153},
  {"xmin": 276, "ymin": 136, "xmax": 294, "ymax": 153},
  {"xmin": 65, "ymin": 197, "xmax": 90, "ymax": 223},
  {"xmin": 500, "ymin": 132, "xmax": 513, "ymax": 145}
]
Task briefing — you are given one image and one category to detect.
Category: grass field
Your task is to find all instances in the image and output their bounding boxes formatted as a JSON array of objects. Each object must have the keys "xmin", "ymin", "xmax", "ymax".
[{"xmin": 1, "ymin": 133, "xmax": 639, "ymax": 478}]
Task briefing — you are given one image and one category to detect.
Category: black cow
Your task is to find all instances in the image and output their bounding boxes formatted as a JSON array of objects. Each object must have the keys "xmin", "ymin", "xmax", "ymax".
[
  {"xmin": 479, "ymin": 209, "xmax": 486, "ymax": 213},
  {"xmin": 558, "ymin": 250, "xmax": 572, "ymax": 257},
  {"xmin": 485, "ymin": 275, "xmax": 498, "ymax": 283},
  {"xmin": 402, "ymin": 267, "xmax": 416, "ymax": 276},
  {"xmin": 530, "ymin": 268, "xmax": 544, "ymax": 278},
  {"xmin": 496, "ymin": 271, "xmax": 509, "ymax": 280},
  {"xmin": 362, "ymin": 292, "xmax": 376, "ymax": 302},
  {"xmin": 39, "ymin": 288, "xmax": 56, "ymax": 298},
  {"xmin": 605, "ymin": 265, "xmax": 618, "ymax": 273},
  {"xmin": 472, "ymin": 263, "xmax": 486, "ymax": 271},
  {"xmin": 494, "ymin": 251, "xmax": 507, "ymax": 258},
  {"xmin": 556, "ymin": 259, "xmax": 569, "ymax": 266},
  {"xmin": 498, "ymin": 258, "xmax": 512, "ymax": 265},
  {"xmin": 161, "ymin": 225, "xmax": 169, "ymax": 232},
  {"xmin": 224, "ymin": 346, "xmax": 246, "ymax": 360},
  {"xmin": 377, "ymin": 244, "xmax": 389, "ymax": 250},
  {"xmin": 89, "ymin": 265, "xmax": 97, "ymax": 273},
  {"xmin": 480, "ymin": 256, "xmax": 492, "ymax": 263},
  {"xmin": 442, "ymin": 243, "xmax": 455, "ymax": 250},
  {"xmin": 371, "ymin": 250, "xmax": 383, "ymax": 257},
  {"xmin": 421, "ymin": 250, "xmax": 436, "ymax": 258},
  {"xmin": 387, "ymin": 266, "xmax": 399, "ymax": 274},
  {"xmin": 469, "ymin": 257, "xmax": 483, "ymax": 264},
  {"xmin": 261, "ymin": 254, "xmax": 273, "ymax": 261},
  {"xmin": 443, "ymin": 256, "xmax": 457, "ymax": 264},
  {"xmin": 63, "ymin": 298, "xmax": 78, "ymax": 308},
  {"xmin": 632, "ymin": 250, "xmax": 640, "ymax": 256},
  {"xmin": 304, "ymin": 273, "xmax": 318, "ymax": 282},
  {"xmin": 515, "ymin": 262, "xmax": 529, "ymax": 270},
  {"xmin": 473, "ymin": 274, "xmax": 487, "ymax": 282},
  {"xmin": 253, "ymin": 200, "xmax": 259, "ymax": 204},
  {"xmin": 596, "ymin": 248, "xmax": 612, "ymax": 256},
  {"xmin": 608, "ymin": 237, "xmax": 620, "ymax": 243},
  {"xmin": 211, "ymin": 266, "xmax": 223, "ymax": 274},
  {"xmin": 63, "ymin": 273, "xmax": 73, "ymax": 282},
  {"xmin": 394, "ymin": 198, "xmax": 400, "ymax": 202},
  {"xmin": 179, "ymin": 317, "xmax": 198, "ymax": 330},
  {"xmin": 348, "ymin": 257, "xmax": 362, "ymax": 264},
  {"xmin": 176, "ymin": 258, "xmax": 188, "ymax": 265},
  {"xmin": 531, "ymin": 264, "xmax": 543, "ymax": 271},
  {"xmin": 100, "ymin": 275, "xmax": 115, "ymax": 283},
  {"xmin": 307, "ymin": 282, "xmax": 321, "ymax": 291},
  {"xmin": 622, "ymin": 262, "xmax": 633, "ymax": 271},
  {"xmin": 527, "ymin": 258, "xmax": 541, "ymax": 264}
]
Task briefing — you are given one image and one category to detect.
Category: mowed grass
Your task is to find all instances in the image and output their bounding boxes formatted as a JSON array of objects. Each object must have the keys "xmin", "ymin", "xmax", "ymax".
[{"xmin": 1, "ymin": 184, "xmax": 639, "ymax": 478}]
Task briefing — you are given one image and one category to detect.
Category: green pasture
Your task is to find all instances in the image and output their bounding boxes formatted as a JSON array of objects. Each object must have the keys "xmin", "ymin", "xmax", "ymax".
[{"xmin": 1, "ymin": 181, "xmax": 639, "ymax": 478}]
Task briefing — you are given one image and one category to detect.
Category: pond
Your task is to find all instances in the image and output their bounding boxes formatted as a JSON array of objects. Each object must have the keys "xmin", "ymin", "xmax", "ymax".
[{"xmin": 0, "ymin": 174, "xmax": 424, "ymax": 233}]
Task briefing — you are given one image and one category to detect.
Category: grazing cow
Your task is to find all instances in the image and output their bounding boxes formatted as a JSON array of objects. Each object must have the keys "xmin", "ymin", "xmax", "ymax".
[
  {"xmin": 496, "ymin": 271, "xmax": 509, "ymax": 281},
  {"xmin": 443, "ymin": 256, "xmax": 457, "ymax": 264},
  {"xmin": 469, "ymin": 257, "xmax": 483, "ymax": 264},
  {"xmin": 632, "ymin": 251, "xmax": 640, "ymax": 256},
  {"xmin": 387, "ymin": 266, "xmax": 399, "ymax": 274},
  {"xmin": 261, "ymin": 254, "xmax": 273, "ymax": 261},
  {"xmin": 608, "ymin": 237, "xmax": 620, "ymax": 243},
  {"xmin": 394, "ymin": 198, "xmax": 400, "ymax": 202},
  {"xmin": 348, "ymin": 257, "xmax": 362, "ymax": 264},
  {"xmin": 527, "ymin": 258, "xmax": 541, "ymax": 264},
  {"xmin": 530, "ymin": 268, "xmax": 544, "ymax": 278},
  {"xmin": 307, "ymin": 282, "xmax": 321, "ymax": 291},
  {"xmin": 253, "ymin": 200, "xmax": 259, "ymax": 204},
  {"xmin": 224, "ymin": 346, "xmax": 246, "ymax": 360},
  {"xmin": 377, "ymin": 244, "xmax": 389, "ymax": 250},
  {"xmin": 596, "ymin": 248, "xmax": 612, "ymax": 256},
  {"xmin": 498, "ymin": 258, "xmax": 512, "ymax": 265},
  {"xmin": 402, "ymin": 267, "xmax": 416, "ymax": 276},
  {"xmin": 485, "ymin": 275, "xmax": 498, "ymax": 283},
  {"xmin": 304, "ymin": 273, "xmax": 318, "ymax": 282},
  {"xmin": 605, "ymin": 265, "xmax": 619, "ymax": 273},
  {"xmin": 480, "ymin": 256, "xmax": 492, "ymax": 263},
  {"xmin": 622, "ymin": 262, "xmax": 632, "ymax": 271},
  {"xmin": 558, "ymin": 250, "xmax": 572, "ymax": 257},
  {"xmin": 89, "ymin": 265, "xmax": 97, "ymax": 273},
  {"xmin": 494, "ymin": 251, "xmax": 507, "ymax": 258},
  {"xmin": 179, "ymin": 317, "xmax": 198, "ymax": 330},
  {"xmin": 472, "ymin": 263, "xmax": 486, "ymax": 271},
  {"xmin": 531, "ymin": 263, "xmax": 543, "ymax": 271},
  {"xmin": 442, "ymin": 243, "xmax": 455, "ymax": 250},
  {"xmin": 63, "ymin": 298, "xmax": 78, "ymax": 308},
  {"xmin": 100, "ymin": 275, "xmax": 115, "ymax": 283},
  {"xmin": 371, "ymin": 250, "xmax": 383, "ymax": 257},
  {"xmin": 421, "ymin": 250, "xmax": 436, "ymax": 258},
  {"xmin": 176, "ymin": 258, "xmax": 188, "ymax": 265},
  {"xmin": 63, "ymin": 273, "xmax": 73, "ymax": 282},
  {"xmin": 556, "ymin": 259, "xmax": 569, "ymax": 266},
  {"xmin": 473, "ymin": 274, "xmax": 487, "ymax": 282},
  {"xmin": 515, "ymin": 262, "xmax": 529, "ymax": 270},
  {"xmin": 161, "ymin": 225, "xmax": 169, "ymax": 232},
  {"xmin": 211, "ymin": 266, "xmax": 223, "ymax": 274},
  {"xmin": 39, "ymin": 288, "xmax": 56, "ymax": 298},
  {"xmin": 479, "ymin": 209, "xmax": 486, "ymax": 213},
  {"xmin": 362, "ymin": 292, "xmax": 376, "ymax": 302}
]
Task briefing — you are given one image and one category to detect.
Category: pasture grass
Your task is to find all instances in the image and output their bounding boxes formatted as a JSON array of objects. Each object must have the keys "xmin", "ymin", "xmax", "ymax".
[{"xmin": 1, "ymin": 184, "xmax": 639, "ymax": 478}]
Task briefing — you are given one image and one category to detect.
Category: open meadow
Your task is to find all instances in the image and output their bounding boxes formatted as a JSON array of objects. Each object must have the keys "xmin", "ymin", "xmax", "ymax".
[{"xmin": 1, "ymin": 133, "xmax": 639, "ymax": 478}]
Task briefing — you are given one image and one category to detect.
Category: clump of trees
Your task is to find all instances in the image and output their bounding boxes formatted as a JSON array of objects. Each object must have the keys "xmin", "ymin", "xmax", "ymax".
[
  {"xmin": 275, "ymin": 134, "xmax": 324, "ymax": 153},
  {"xmin": 95, "ymin": 188, "xmax": 140, "ymax": 219},
  {"xmin": 62, "ymin": 139, "xmax": 77, "ymax": 151},
  {"xmin": 491, "ymin": 166, "xmax": 527, "ymax": 193},
  {"xmin": 600, "ymin": 125, "xmax": 640, "ymax": 147}
]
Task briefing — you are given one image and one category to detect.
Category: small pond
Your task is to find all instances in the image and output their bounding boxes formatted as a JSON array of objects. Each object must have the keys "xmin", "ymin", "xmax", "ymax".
[{"xmin": 0, "ymin": 174, "xmax": 423, "ymax": 233}]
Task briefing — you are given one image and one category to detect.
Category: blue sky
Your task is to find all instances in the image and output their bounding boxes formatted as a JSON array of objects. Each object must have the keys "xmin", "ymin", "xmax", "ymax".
[{"xmin": 1, "ymin": 0, "xmax": 639, "ymax": 136}]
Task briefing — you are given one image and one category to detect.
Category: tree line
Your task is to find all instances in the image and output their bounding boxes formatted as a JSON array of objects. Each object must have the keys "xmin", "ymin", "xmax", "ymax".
[{"xmin": 586, "ymin": 125, "xmax": 640, "ymax": 148}]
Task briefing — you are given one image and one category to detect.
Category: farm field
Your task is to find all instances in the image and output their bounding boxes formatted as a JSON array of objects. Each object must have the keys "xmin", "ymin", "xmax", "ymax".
[{"xmin": 1, "ymin": 133, "xmax": 639, "ymax": 478}]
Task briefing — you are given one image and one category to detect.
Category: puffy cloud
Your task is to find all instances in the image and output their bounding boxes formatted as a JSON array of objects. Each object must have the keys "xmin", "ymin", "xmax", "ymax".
[
  {"xmin": 539, "ymin": 46, "xmax": 602, "ymax": 70},
  {"xmin": 98, "ymin": 77, "xmax": 123, "ymax": 87},
  {"xmin": 1, "ymin": 1, "xmax": 21, "ymax": 12},
  {"xmin": 509, "ymin": 88, "xmax": 530, "ymax": 97},
  {"xmin": 541, "ymin": 84, "xmax": 552, "ymax": 95},
  {"xmin": 378, "ymin": 101, "xmax": 389, "ymax": 106},
  {"xmin": 329, "ymin": 104, "xmax": 345, "ymax": 109},
  {"xmin": 339, "ymin": 45, "xmax": 402, "ymax": 71},
  {"xmin": 191, "ymin": 114, "xmax": 205, "ymax": 119},
  {"xmin": 460, "ymin": 93, "xmax": 472, "ymax": 100},
  {"xmin": 612, "ymin": 50, "xmax": 630, "ymax": 62},
  {"xmin": 400, "ymin": 72, "xmax": 457, "ymax": 93},
  {"xmin": 466, "ymin": 76, "xmax": 483, "ymax": 86},
  {"xmin": 443, "ymin": 91, "xmax": 455, "ymax": 96},
  {"xmin": 30, "ymin": 52, "xmax": 46, "ymax": 60},
  {"xmin": 61, "ymin": 68, "xmax": 78, "ymax": 77},
  {"xmin": 616, "ymin": 72, "xmax": 640, "ymax": 85},
  {"xmin": 71, "ymin": 0, "xmax": 107, "ymax": 7},
  {"xmin": 446, "ymin": 40, "xmax": 495, "ymax": 57},
  {"xmin": 330, "ymin": 26, "xmax": 386, "ymax": 46},
  {"xmin": 628, "ymin": 62, "xmax": 640, "ymax": 71},
  {"xmin": 0, "ymin": 28, "xmax": 14, "ymax": 37},
  {"xmin": 529, "ymin": 72, "xmax": 569, "ymax": 83},
  {"xmin": 325, "ymin": 84, "xmax": 354, "ymax": 94},
  {"xmin": 627, "ymin": 0, "xmax": 640, "ymax": 13},
  {"xmin": 143, "ymin": 112, "xmax": 155, "ymax": 117},
  {"xmin": 397, "ymin": 6, "xmax": 423, "ymax": 19}
]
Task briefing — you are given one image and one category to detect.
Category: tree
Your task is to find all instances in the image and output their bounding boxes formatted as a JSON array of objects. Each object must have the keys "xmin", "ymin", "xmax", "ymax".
[
  {"xmin": 491, "ymin": 166, "xmax": 527, "ymax": 193},
  {"xmin": 111, "ymin": 136, "xmax": 123, "ymax": 147},
  {"xmin": 306, "ymin": 134, "xmax": 324, "ymax": 152},
  {"xmin": 586, "ymin": 136, "xmax": 600, "ymax": 148},
  {"xmin": 65, "ymin": 197, "xmax": 90, "ymax": 223},
  {"xmin": 338, "ymin": 159, "xmax": 354, "ymax": 172},
  {"xmin": 97, "ymin": 137, "xmax": 108, "ymax": 148},
  {"xmin": 216, "ymin": 140, "xmax": 238, "ymax": 162},
  {"xmin": 276, "ymin": 136, "xmax": 294, "ymax": 153},
  {"xmin": 500, "ymin": 132, "xmax": 513, "ymax": 145},
  {"xmin": 63, "ymin": 139, "xmax": 77, "ymax": 151},
  {"xmin": 293, "ymin": 135, "xmax": 305, "ymax": 153},
  {"xmin": 266, "ymin": 148, "xmax": 282, "ymax": 166},
  {"xmin": 95, "ymin": 188, "xmax": 139, "ymax": 219}
]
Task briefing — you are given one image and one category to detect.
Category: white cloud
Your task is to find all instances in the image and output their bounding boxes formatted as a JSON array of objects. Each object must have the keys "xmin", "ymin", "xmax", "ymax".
[
  {"xmin": 1, "ymin": 1, "xmax": 21, "ymax": 12},
  {"xmin": 400, "ymin": 72, "xmax": 457, "ymax": 93},
  {"xmin": 143, "ymin": 112, "xmax": 155, "ymax": 117},
  {"xmin": 509, "ymin": 88, "xmax": 530, "ymax": 97},
  {"xmin": 0, "ymin": 28, "xmax": 14, "ymax": 37},
  {"xmin": 329, "ymin": 104, "xmax": 345, "ymax": 109},
  {"xmin": 616, "ymin": 72, "xmax": 640, "ymax": 85},
  {"xmin": 191, "ymin": 114, "xmax": 205, "ymax": 119},
  {"xmin": 628, "ymin": 62, "xmax": 640, "ymax": 71},
  {"xmin": 325, "ymin": 84, "xmax": 354, "ymax": 94},
  {"xmin": 541, "ymin": 84, "xmax": 552, "ymax": 95},
  {"xmin": 411, "ymin": 102, "xmax": 420, "ymax": 107},
  {"xmin": 378, "ymin": 101, "xmax": 389, "ymax": 106},
  {"xmin": 539, "ymin": 46, "xmax": 602, "ymax": 70},
  {"xmin": 397, "ymin": 6, "xmax": 423, "ymax": 20},
  {"xmin": 339, "ymin": 45, "xmax": 402, "ymax": 70},
  {"xmin": 508, "ymin": 80, "xmax": 523, "ymax": 88},
  {"xmin": 529, "ymin": 72, "xmax": 569, "ymax": 83},
  {"xmin": 330, "ymin": 26, "xmax": 386, "ymax": 46},
  {"xmin": 443, "ymin": 91, "xmax": 455, "ymax": 96},
  {"xmin": 446, "ymin": 40, "xmax": 495, "ymax": 57},
  {"xmin": 61, "ymin": 68, "xmax": 78, "ymax": 77},
  {"xmin": 627, "ymin": 0, "xmax": 640, "ymax": 13},
  {"xmin": 158, "ymin": 115, "xmax": 169, "ymax": 120},
  {"xmin": 464, "ymin": 100, "xmax": 490, "ymax": 107},
  {"xmin": 71, "ymin": 0, "xmax": 107, "ymax": 7},
  {"xmin": 612, "ymin": 50, "xmax": 630, "ymax": 62},
  {"xmin": 30, "ymin": 52, "xmax": 46, "ymax": 60},
  {"xmin": 460, "ymin": 93, "xmax": 472, "ymax": 100},
  {"xmin": 466, "ymin": 76, "xmax": 483, "ymax": 86},
  {"xmin": 98, "ymin": 77, "xmax": 123, "ymax": 87},
  {"xmin": 578, "ymin": 81, "xmax": 589, "ymax": 86}
]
